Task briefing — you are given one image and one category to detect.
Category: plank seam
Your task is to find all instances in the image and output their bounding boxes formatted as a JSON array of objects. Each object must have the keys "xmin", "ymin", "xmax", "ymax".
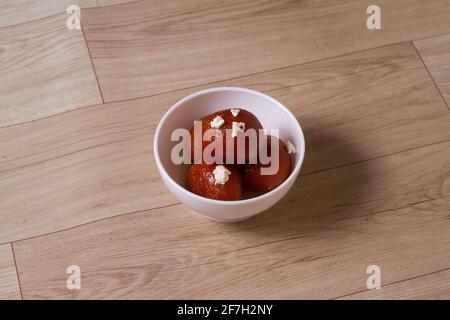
[
  {"xmin": 332, "ymin": 266, "xmax": 450, "ymax": 300},
  {"xmin": 0, "ymin": 140, "xmax": 450, "ymax": 245},
  {"xmin": 300, "ymin": 138, "xmax": 450, "ymax": 177},
  {"xmin": 0, "ymin": 40, "xmax": 419, "ymax": 130},
  {"xmin": 98, "ymin": 40, "xmax": 414, "ymax": 104},
  {"xmin": 10, "ymin": 243, "xmax": 24, "ymax": 300},
  {"xmin": 1, "ymin": 38, "xmax": 447, "ymax": 129},
  {"xmin": 5, "ymin": 202, "xmax": 181, "ymax": 246},
  {"xmin": 412, "ymin": 41, "xmax": 450, "ymax": 112},
  {"xmin": 3, "ymin": 138, "xmax": 450, "ymax": 246},
  {"xmin": 81, "ymin": 23, "xmax": 104, "ymax": 104},
  {"xmin": 0, "ymin": 1, "xmax": 143, "ymax": 30}
]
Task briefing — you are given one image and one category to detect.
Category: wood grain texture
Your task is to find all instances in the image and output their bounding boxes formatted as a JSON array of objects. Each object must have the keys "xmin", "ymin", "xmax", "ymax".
[
  {"xmin": 340, "ymin": 269, "xmax": 450, "ymax": 300},
  {"xmin": 3, "ymin": 0, "xmax": 450, "ymax": 300},
  {"xmin": 0, "ymin": 0, "xmax": 137, "ymax": 27},
  {"xmin": 2, "ymin": 43, "xmax": 450, "ymax": 244},
  {"xmin": 0, "ymin": 14, "xmax": 102, "ymax": 128},
  {"xmin": 245, "ymin": 42, "xmax": 450, "ymax": 174},
  {"xmin": 0, "ymin": 244, "xmax": 21, "ymax": 300},
  {"xmin": 13, "ymin": 140, "xmax": 450, "ymax": 299},
  {"xmin": 414, "ymin": 33, "xmax": 450, "ymax": 108},
  {"xmin": 82, "ymin": 0, "xmax": 450, "ymax": 102},
  {"xmin": 0, "ymin": 95, "xmax": 178, "ymax": 244}
]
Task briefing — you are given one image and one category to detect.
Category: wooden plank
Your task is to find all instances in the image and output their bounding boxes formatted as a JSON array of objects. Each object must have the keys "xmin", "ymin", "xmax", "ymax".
[
  {"xmin": 2, "ymin": 43, "xmax": 450, "ymax": 244},
  {"xmin": 339, "ymin": 268, "xmax": 450, "ymax": 300},
  {"xmin": 0, "ymin": 244, "xmax": 21, "ymax": 300},
  {"xmin": 249, "ymin": 43, "xmax": 450, "ymax": 174},
  {"xmin": 0, "ymin": 0, "xmax": 136, "ymax": 28},
  {"xmin": 0, "ymin": 94, "xmax": 179, "ymax": 244},
  {"xmin": 414, "ymin": 33, "xmax": 450, "ymax": 108},
  {"xmin": 12, "ymin": 140, "xmax": 450, "ymax": 299},
  {"xmin": 81, "ymin": 0, "xmax": 450, "ymax": 102},
  {"xmin": 0, "ymin": 14, "xmax": 102, "ymax": 128}
]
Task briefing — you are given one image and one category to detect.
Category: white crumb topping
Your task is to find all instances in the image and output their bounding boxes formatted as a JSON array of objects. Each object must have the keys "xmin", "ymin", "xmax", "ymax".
[
  {"xmin": 210, "ymin": 115, "xmax": 225, "ymax": 129},
  {"xmin": 230, "ymin": 109, "xmax": 240, "ymax": 117},
  {"xmin": 212, "ymin": 165, "xmax": 231, "ymax": 185},
  {"xmin": 231, "ymin": 121, "xmax": 245, "ymax": 138},
  {"xmin": 286, "ymin": 140, "xmax": 297, "ymax": 154}
]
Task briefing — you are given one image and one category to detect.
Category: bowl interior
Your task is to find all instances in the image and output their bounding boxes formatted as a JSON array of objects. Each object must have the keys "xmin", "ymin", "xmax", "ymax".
[{"xmin": 156, "ymin": 88, "xmax": 304, "ymax": 191}]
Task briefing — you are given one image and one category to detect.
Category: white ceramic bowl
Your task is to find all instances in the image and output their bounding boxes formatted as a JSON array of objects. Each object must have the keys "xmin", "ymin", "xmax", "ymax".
[{"xmin": 154, "ymin": 87, "xmax": 305, "ymax": 222}]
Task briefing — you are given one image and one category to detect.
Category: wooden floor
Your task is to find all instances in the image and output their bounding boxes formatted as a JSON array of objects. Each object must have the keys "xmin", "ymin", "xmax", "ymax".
[{"xmin": 1, "ymin": 0, "xmax": 450, "ymax": 300}]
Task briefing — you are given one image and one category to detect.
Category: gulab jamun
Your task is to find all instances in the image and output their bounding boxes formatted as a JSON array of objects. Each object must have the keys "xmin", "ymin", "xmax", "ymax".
[
  {"xmin": 241, "ymin": 136, "xmax": 292, "ymax": 192},
  {"xmin": 190, "ymin": 108, "xmax": 263, "ymax": 164},
  {"xmin": 185, "ymin": 164, "xmax": 242, "ymax": 201}
]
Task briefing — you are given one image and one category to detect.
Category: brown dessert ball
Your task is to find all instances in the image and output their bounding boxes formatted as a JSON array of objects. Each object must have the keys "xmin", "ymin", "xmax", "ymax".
[
  {"xmin": 185, "ymin": 164, "xmax": 242, "ymax": 201},
  {"xmin": 241, "ymin": 136, "xmax": 292, "ymax": 192},
  {"xmin": 189, "ymin": 108, "xmax": 263, "ymax": 164}
]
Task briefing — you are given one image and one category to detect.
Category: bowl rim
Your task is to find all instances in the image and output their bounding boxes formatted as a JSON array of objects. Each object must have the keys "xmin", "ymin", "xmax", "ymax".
[{"xmin": 153, "ymin": 86, "xmax": 306, "ymax": 206}]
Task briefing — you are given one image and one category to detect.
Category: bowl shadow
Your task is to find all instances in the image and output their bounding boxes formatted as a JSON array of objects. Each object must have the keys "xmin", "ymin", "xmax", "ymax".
[{"xmin": 225, "ymin": 121, "xmax": 375, "ymax": 238}]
